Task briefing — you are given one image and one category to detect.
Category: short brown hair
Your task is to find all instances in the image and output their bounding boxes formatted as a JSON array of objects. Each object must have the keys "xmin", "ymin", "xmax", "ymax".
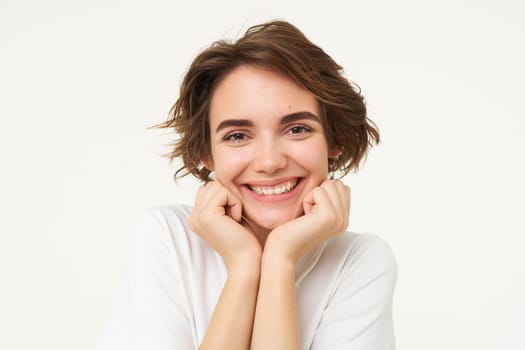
[{"xmin": 157, "ymin": 20, "xmax": 379, "ymax": 182}]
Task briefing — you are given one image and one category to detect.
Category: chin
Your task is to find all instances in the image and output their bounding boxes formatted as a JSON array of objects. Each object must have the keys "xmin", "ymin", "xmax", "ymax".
[{"xmin": 246, "ymin": 207, "xmax": 304, "ymax": 232}]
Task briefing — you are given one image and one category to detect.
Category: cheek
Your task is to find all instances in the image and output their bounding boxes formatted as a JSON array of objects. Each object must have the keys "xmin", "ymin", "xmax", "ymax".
[
  {"xmin": 289, "ymin": 141, "xmax": 329, "ymax": 175},
  {"xmin": 212, "ymin": 150, "xmax": 250, "ymax": 183}
]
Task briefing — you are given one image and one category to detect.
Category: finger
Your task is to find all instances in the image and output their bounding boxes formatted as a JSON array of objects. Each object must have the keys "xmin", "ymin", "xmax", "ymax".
[
  {"xmin": 332, "ymin": 180, "xmax": 350, "ymax": 219},
  {"xmin": 320, "ymin": 180, "xmax": 344, "ymax": 211},
  {"xmin": 303, "ymin": 188, "xmax": 315, "ymax": 214},
  {"xmin": 327, "ymin": 180, "xmax": 349, "ymax": 209},
  {"xmin": 340, "ymin": 183, "xmax": 351, "ymax": 230},
  {"xmin": 209, "ymin": 179, "xmax": 242, "ymax": 220},
  {"xmin": 320, "ymin": 180, "xmax": 341, "ymax": 202},
  {"xmin": 339, "ymin": 182, "xmax": 350, "ymax": 230},
  {"xmin": 195, "ymin": 181, "xmax": 221, "ymax": 206},
  {"xmin": 336, "ymin": 181, "xmax": 350, "ymax": 230},
  {"xmin": 224, "ymin": 189, "xmax": 243, "ymax": 222},
  {"xmin": 302, "ymin": 186, "xmax": 320, "ymax": 214},
  {"xmin": 320, "ymin": 180, "xmax": 349, "ymax": 231},
  {"xmin": 303, "ymin": 185, "xmax": 334, "ymax": 215},
  {"xmin": 198, "ymin": 181, "xmax": 232, "ymax": 212}
]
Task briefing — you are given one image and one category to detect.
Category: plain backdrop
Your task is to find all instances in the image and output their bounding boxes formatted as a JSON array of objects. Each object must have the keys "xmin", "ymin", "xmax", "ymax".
[{"xmin": 1, "ymin": 0, "xmax": 524, "ymax": 349}]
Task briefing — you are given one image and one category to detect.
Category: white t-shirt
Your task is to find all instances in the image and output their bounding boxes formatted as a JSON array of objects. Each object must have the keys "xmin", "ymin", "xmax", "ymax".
[{"xmin": 96, "ymin": 205, "xmax": 397, "ymax": 350}]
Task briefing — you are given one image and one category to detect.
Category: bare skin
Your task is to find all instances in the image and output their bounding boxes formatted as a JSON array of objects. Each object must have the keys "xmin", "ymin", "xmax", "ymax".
[
  {"xmin": 189, "ymin": 65, "xmax": 350, "ymax": 349},
  {"xmin": 189, "ymin": 182, "xmax": 261, "ymax": 350},
  {"xmin": 190, "ymin": 179, "xmax": 350, "ymax": 350}
]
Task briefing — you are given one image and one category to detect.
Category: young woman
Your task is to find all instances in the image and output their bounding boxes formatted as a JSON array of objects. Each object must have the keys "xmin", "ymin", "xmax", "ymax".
[{"xmin": 97, "ymin": 20, "xmax": 397, "ymax": 350}]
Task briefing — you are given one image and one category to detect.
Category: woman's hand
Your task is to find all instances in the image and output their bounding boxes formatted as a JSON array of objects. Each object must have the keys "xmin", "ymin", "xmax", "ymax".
[
  {"xmin": 265, "ymin": 179, "xmax": 350, "ymax": 263},
  {"xmin": 189, "ymin": 181, "xmax": 262, "ymax": 272},
  {"xmin": 192, "ymin": 181, "xmax": 262, "ymax": 350}
]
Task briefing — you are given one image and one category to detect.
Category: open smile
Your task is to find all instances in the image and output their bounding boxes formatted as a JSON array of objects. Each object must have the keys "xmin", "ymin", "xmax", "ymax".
[
  {"xmin": 248, "ymin": 178, "xmax": 300, "ymax": 195},
  {"xmin": 240, "ymin": 177, "xmax": 305, "ymax": 203}
]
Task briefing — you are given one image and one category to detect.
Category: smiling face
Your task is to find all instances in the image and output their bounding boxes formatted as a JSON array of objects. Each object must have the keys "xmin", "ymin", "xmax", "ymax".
[{"xmin": 206, "ymin": 65, "xmax": 338, "ymax": 240}]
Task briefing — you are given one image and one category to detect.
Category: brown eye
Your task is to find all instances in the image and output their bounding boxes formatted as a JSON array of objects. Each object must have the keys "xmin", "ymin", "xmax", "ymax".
[
  {"xmin": 224, "ymin": 132, "xmax": 248, "ymax": 143},
  {"xmin": 288, "ymin": 125, "xmax": 311, "ymax": 135}
]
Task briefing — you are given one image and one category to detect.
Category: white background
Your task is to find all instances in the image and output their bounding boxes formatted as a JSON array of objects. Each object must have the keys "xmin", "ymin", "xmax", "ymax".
[{"xmin": 1, "ymin": 0, "xmax": 524, "ymax": 349}]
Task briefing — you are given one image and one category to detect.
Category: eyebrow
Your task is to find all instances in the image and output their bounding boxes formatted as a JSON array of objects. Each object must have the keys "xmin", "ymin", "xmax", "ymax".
[
  {"xmin": 215, "ymin": 111, "xmax": 321, "ymax": 133},
  {"xmin": 281, "ymin": 111, "xmax": 320, "ymax": 125}
]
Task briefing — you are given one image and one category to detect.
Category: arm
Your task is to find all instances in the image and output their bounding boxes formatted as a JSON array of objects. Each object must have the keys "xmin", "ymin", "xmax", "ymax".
[
  {"xmin": 98, "ymin": 182, "xmax": 261, "ymax": 350},
  {"xmin": 199, "ymin": 261, "xmax": 260, "ymax": 350},
  {"xmin": 251, "ymin": 250, "xmax": 300, "ymax": 349},
  {"xmin": 251, "ymin": 180, "xmax": 350, "ymax": 350},
  {"xmin": 189, "ymin": 181, "xmax": 262, "ymax": 350}
]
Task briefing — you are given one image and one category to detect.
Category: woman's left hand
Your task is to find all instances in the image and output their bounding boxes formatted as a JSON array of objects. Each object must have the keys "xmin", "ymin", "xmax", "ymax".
[{"xmin": 264, "ymin": 179, "xmax": 350, "ymax": 263}]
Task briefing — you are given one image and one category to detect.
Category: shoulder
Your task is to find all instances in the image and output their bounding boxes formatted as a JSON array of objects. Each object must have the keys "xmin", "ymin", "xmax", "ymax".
[
  {"xmin": 132, "ymin": 204, "xmax": 190, "ymax": 240},
  {"xmin": 303, "ymin": 233, "xmax": 397, "ymax": 349},
  {"xmin": 134, "ymin": 204, "xmax": 193, "ymax": 237},
  {"xmin": 137, "ymin": 204, "xmax": 192, "ymax": 229},
  {"xmin": 344, "ymin": 232, "xmax": 396, "ymax": 270},
  {"xmin": 324, "ymin": 232, "xmax": 397, "ymax": 292},
  {"xmin": 131, "ymin": 204, "xmax": 203, "ymax": 259},
  {"xmin": 327, "ymin": 232, "xmax": 396, "ymax": 268}
]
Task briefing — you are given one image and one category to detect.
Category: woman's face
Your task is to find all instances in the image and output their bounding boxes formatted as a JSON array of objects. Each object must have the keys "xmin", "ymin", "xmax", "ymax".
[{"xmin": 206, "ymin": 65, "xmax": 336, "ymax": 238}]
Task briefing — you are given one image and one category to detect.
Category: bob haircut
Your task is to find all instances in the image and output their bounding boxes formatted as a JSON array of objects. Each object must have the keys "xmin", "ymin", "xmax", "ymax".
[{"xmin": 157, "ymin": 20, "xmax": 380, "ymax": 182}]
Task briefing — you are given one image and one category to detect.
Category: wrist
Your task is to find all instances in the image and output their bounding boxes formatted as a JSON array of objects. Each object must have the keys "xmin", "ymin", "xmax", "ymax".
[
  {"xmin": 262, "ymin": 240, "xmax": 297, "ymax": 271},
  {"xmin": 263, "ymin": 231, "xmax": 302, "ymax": 265},
  {"xmin": 226, "ymin": 253, "xmax": 262, "ymax": 281}
]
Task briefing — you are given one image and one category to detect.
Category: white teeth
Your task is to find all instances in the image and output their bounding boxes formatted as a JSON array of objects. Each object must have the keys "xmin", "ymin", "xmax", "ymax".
[{"xmin": 249, "ymin": 179, "xmax": 299, "ymax": 195}]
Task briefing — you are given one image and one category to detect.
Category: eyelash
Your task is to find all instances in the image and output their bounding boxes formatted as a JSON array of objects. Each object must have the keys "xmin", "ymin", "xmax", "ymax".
[
  {"xmin": 287, "ymin": 124, "xmax": 312, "ymax": 135},
  {"xmin": 222, "ymin": 124, "xmax": 313, "ymax": 143},
  {"xmin": 223, "ymin": 132, "xmax": 248, "ymax": 143}
]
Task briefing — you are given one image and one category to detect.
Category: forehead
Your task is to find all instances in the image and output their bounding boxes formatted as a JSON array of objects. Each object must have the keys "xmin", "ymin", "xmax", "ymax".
[{"xmin": 209, "ymin": 65, "xmax": 320, "ymax": 126}]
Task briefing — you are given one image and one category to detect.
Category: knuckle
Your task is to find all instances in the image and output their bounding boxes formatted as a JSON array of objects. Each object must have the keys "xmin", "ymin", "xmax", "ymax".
[
  {"xmin": 313, "ymin": 187, "xmax": 324, "ymax": 196},
  {"xmin": 321, "ymin": 180, "xmax": 334, "ymax": 189}
]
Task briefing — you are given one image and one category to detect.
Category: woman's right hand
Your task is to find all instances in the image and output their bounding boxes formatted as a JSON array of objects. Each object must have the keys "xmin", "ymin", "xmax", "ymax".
[{"xmin": 189, "ymin": 181, "xmax": 262, "ymax": 272}]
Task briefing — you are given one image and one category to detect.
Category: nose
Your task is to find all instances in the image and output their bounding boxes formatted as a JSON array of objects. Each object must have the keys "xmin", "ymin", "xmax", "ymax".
[{"xmin": 252, "ymin": 137, "xmax": 287, "ymax": 174}]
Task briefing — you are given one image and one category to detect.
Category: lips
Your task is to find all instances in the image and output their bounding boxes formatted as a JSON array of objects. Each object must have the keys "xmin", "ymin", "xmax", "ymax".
[{"xmin": 247, "ymin": 178, "xmax": 300, "ymax": 196}]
